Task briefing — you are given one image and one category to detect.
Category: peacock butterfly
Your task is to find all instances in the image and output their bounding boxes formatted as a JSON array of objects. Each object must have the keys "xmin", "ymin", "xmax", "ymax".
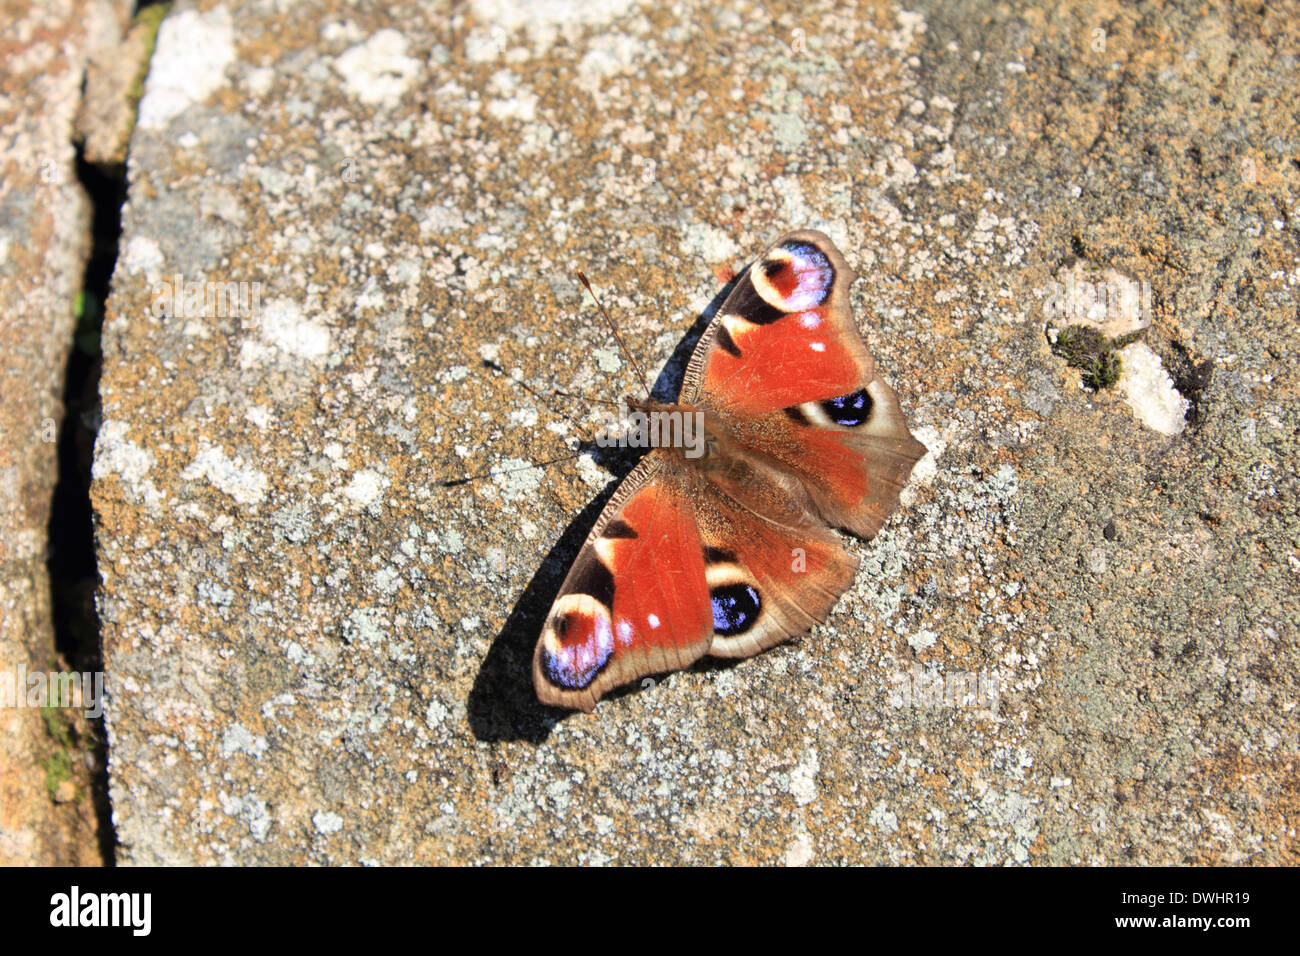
[{"xmin": 534, "ymin": 230, "xmax": 926, "ymax": 711}]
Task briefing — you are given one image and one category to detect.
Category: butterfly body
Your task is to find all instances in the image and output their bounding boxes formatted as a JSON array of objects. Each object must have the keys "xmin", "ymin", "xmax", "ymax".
[{"xmin": 534, "ymin": 231, "xmax": 926, "ymax": 711}]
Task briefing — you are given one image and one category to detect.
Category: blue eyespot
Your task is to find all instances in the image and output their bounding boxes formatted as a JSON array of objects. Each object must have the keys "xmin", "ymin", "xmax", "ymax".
[
  {"xmin": 711, "ymin": 583, "xmax": 762, "ymax": 636},
  {"xmin": 543, "ymin": 612, "xmax": 614, "ymax": 689},
  {"xmin": 767, "ymin": 241, "xmax": 833, "ymax": 309},
  {"xmin": 820, "ymin": 389, "xmax": 873, "ymax": 427}
]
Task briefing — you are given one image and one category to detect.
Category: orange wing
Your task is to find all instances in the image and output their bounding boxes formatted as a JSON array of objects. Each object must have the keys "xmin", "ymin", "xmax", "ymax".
[
  {"xmin": 684, "ymin": 230, "xmax": 926, "ymax": 539},
  {"xmin": 533, "ymin": 455, "xmax": 714, "ymax": 712}
]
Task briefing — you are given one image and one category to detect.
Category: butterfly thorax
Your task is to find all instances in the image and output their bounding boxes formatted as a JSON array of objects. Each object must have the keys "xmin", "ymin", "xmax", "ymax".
[{"xmin": 623, "ymin": 396, "xmax": 728, "ymax": 465}]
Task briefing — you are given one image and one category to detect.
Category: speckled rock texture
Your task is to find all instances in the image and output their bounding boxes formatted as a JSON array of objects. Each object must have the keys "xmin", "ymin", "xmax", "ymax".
[
  {"xmin": 92, "ymin": 0, "xmax": 1298, "ymax": 864},
  {"xmin": 0, "ymin": 0, "xmax": 125, "ymax": 866}
]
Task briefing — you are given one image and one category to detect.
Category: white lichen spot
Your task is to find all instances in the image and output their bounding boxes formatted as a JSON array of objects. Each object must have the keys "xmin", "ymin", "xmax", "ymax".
[
  {"xmin": 420, "ymin": 204, "xmax": 468, "ymax": 235},
  {"xmin": 343, "ymin": 607, "xmax": 386, "ymax": 647},
  {"xmin": 138, "ymin": 8, "xmax": 236, "ymax": 130},
  {"xmin": 122, "ymin": 236, "xmax": 164, "ymax": 284},
  {"xmin": 576, "ymin": 34, "xmax": 642, "ymax": 95},
  {"xmin": 907, "ymin": 628, "xmax": 938, "ymax": 653},
  {"xmin": 373, "ymin": 566, "xmax": 402, "ymax": 593},
  {"xmin": 868, "ymin": 800, "xmax": 899, "ymax": 832},
  {"xmin": 93, "ymin": 420, "xmax": 162, "ymax": 507},
  {"xmin": 575, "ymin": 452, "xmax": 612, "ymax": 489},
  {"xmin": 434, "ymin": 529, "xmax": 463, "ymax": 557},
  {"xmin": 219, "ymin": 792, "xmax": 272, "ymax": 841},
  {"xmin": 492, "ymin": 457, "xmax": 543, "ymax": 502},
  {"xmin": 221, "ymin": 723, "xmax": 268, "ymax": 759},
  {"xmin": 425, "ymin": 699, "xmax": 449, "ymax": 726},
  {"xmin": 1116, "ymin": 342, "xmax": 1189, "ymax": 436},
  {"xmin": 890, "ymin": 9, "xmax": 927, "ymax": 51},
  {"xmin": 592, "ymin": 348, "xmax": 622, "ymax": 373},
  {"xmin": 789, "ymin": 748, "xmax": 820, "ymax": 806},
  {"xmin": 784, "ymin": 833, "xmax": 814, "ymax": 866},
  {"xmin": 770, "ymin": 110, "xmax": 808, "ymax": 149},
  {"xmin": 181, "ymin": 444, "xmax": 268, "ymax": 506},
  {"xmin": 773, "ymin": 176, "xmax": 811, "ymax": 226},
  {"xmin": 343, "ymin": 468, "xmax": 384, "ymax": 507},
  {"xmin": 334, "ymin": 29, "xmax": 421, "ymax": 107},
  {"xmin": 468, "ymin": 0, "xmax": 636, "ymax": 57},
  {"xmin": 486, "ymin": 70, "xmax": 539, "ymax": 120},
  {"xmin": 680, "ymin": 223, "xmax": 739, "ymax": 263},
  {"xmin": 244, "ymin": 65, "xmax": 274, "ymax": 97},
  {"xmin": 313, "ymin": 810, "xmax": 344, "ymax": 835},
  {"xmin": 258, "ymin": 297, "xmax": 331, "ymax": 362}
]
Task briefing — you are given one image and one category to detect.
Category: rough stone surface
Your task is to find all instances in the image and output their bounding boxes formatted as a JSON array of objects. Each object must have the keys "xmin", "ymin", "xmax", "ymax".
[
  {"xmin": 75, "ymin": 1, "xmax": 151, "ymax": 166},
  {"xmin": 93, "ymin": 0, "xmax": 1298, "ymax": 864},
  {"xmin": 0, "ymin": 0, "xmax": 122, "ymax": 866}
]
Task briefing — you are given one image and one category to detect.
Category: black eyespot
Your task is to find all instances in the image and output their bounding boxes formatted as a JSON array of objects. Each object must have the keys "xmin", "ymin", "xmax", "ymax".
[
  {"xmin": 820, "ymin": 389, "xmax": 873, "ymax": 427},
  {"xmin": 709, "ymin": 325, "xmax": 739, "ymax": 359},
  {"xmin": 704, "ymin": 546, "xmax": 737, "ymax": 565},
  {"xmin": 727, "ymin": 276, "xmax": 786, "ymax": 324},
  {"xmin": 711, "ymin": 583, "xmax": 761, "ymax": 636},
  {"xmin": 566, "ymin": 556, "xmax": 615, "ymax": 609}
]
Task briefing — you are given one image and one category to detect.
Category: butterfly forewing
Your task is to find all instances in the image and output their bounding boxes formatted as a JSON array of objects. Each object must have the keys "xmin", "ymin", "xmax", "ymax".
[
  {"xmin": 533, "ymin": 455, "xmax": 714, "ymax": 711},
  {"xmin": 688, "ymin": 230, "xmax": 927, "ymax": 540}
]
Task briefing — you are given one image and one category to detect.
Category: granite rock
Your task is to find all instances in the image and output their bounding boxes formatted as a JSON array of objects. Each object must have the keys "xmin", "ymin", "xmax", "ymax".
[
  {"xmin": 92, "ymin": 0, "xmax": 1298, "ymax": 864},
  {"xmin": 0, "ymin": 0, "xmax": 128, "ymax": 866}
]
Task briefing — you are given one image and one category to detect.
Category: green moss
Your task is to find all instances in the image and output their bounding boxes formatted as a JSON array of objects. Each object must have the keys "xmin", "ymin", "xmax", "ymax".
[
  {"xmin": 40, "ymin": 707, "xmax": 77, "ymax": 801},
  {"xmin": 1050, "ymin": 325, "xmax": 1140, "ymax": 391},
  {"xmin": 44, "ymin": 750, "xmax": 74, "ymax": 799},
  {"xmin": 74, "ymin": 290, "xmax": 101, "ymax": 354},
  {"xmin": 41, "ymin": 706, "xmax": 74, "ymax": 749},
  {"xmin": 126, "ymin": 3, "xmax": 173, "ymax": 106}
]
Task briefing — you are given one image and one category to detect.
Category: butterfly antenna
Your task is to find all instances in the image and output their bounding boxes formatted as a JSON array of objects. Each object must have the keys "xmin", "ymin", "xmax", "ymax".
[
  {"xmin": 482, "ymin": 358, "xmax": 619, "ymax": 418},
  {"xmin": 577, "ymin": 272, "xmax": 652, "ymax": 400},
  {"xmin": 441, "ymin": 450, "xmax": 590, "ymax": 488},
  {"xmin": 552, "ymin": 388, "xmax": 621, "ymax": 411},
  {"xmin": 440, "ymin": 360, "xmax": 612, "ymax": 488}
]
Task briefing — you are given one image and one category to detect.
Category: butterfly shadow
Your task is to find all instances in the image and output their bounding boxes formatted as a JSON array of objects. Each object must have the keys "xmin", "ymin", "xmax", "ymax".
[{"xmin": 466, "ymin": 271, "xmax": 741, "ymax": 743}]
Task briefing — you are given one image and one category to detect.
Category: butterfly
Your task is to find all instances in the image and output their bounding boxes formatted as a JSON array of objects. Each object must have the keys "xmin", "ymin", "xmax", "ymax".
[{"xmin": 533, "ymin": 230, "xmax": 926, "ymax": 711}]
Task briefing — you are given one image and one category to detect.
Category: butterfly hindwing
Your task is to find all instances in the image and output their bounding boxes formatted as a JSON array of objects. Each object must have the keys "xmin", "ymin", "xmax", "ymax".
[{"xmin": 688, "ymin": 467, "xmax": 859, "ymax": 659}]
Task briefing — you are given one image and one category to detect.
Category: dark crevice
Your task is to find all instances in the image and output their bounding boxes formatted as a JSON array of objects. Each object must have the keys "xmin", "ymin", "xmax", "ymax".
[
  {"xmin": 48, "ymin": 143, "xmax": 124, "ymax": 866},
  {"xmin": 48, "ymin": 0, "xmax": 170, "ymax": 867}
]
